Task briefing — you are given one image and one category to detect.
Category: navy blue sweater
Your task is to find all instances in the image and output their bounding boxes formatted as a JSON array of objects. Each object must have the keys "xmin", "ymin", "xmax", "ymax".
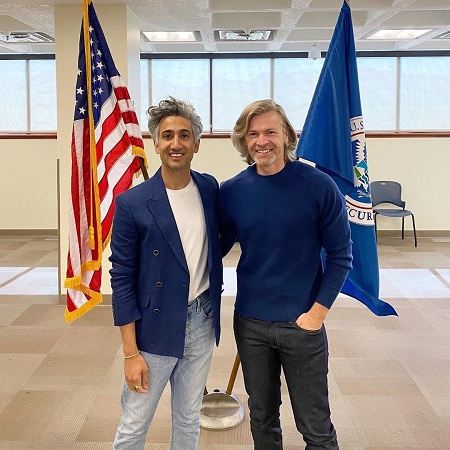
[{"xmin": 219, "ymin": 161, "xmax": 352, "ymax": 321}]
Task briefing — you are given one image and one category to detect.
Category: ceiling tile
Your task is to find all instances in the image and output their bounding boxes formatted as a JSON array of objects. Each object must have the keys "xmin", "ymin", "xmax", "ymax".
[
  {"xmin": 407, "ymin": 0, "xmax": 450, "ymax": 9},
  {"xmin": 296, "ymin": 10, "xmax": 367, "ymax": 28},
  {"xmin": 287, "ymin": 28, "xmax": 335, "ymax": 41},
  {"xmin": 308, "ymin": 0, "xmax": 393, "ymax": 10},
  {"xmin": 209, "ymin": 0, "xmax": 292, "ymax": 12},
  {"xmin": 0, "ymin": 15, "xmax": 35, "ymax": 33},
  {"xmin": 212, "ymin": 12, "xmax": 282, "ymax": 30},
  {"xmin": 381, "ymin": 10, "xmax": 450, "ymax": 27}
]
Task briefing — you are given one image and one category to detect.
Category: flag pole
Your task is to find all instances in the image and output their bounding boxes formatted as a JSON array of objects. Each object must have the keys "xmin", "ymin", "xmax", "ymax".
[
  {"xmin": 82, "ymin": 0, "xmax": 99, "ymax": 250},
  {"xmin": 139, "ymin": 157, "xmax": 149, "ymax": 180}
]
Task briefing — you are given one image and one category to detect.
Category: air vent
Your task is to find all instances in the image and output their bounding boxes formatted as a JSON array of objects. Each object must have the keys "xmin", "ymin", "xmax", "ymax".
[
  {"xmin": 218, "ymin": 30, "xmax": 271, "ymax": 41},
  {"xmin": 0, "ymin": 31, "xmax": 54, "ymax": 43},
  {"xmin": 434, "ymin": 30, "xmax": 450, "ymax": 39}
]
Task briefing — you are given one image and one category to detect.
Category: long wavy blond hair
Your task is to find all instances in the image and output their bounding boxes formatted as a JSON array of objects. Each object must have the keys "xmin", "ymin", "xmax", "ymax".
[{"xmin": 231, "ymin": 99, "xmax": 297, "ymax": 165}]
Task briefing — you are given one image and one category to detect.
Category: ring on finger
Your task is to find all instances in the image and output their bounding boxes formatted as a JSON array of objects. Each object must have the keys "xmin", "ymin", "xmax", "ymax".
[{"xmin": 134, "ymin": 384, "xmax": 141, "ymax": 392}]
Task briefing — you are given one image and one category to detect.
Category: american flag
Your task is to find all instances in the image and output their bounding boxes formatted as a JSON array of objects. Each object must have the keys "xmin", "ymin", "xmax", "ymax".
[{"xmin": 64, "ymin": 0, "xmax": 147, "ymax": 323}]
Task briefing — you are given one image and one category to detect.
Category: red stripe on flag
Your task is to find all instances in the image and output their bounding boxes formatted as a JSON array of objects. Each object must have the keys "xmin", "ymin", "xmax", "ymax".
[
  {"xmin": 66, "ymin": 293, "xmax": 77, "ymax": 313},
  {"xmin": 121, "ymin": 109, "xmax": 139, "ymax": 125},
  {"xmin": 97, "ymin": 132, "xmax": 130, "ymax": 198},
  {"xmin": 101, "ymin": 167, "xmax": 137, "ymax": 239},
  {"xmin": 114, "ymin": 85, "xmax": 130, "ymax": 102}
]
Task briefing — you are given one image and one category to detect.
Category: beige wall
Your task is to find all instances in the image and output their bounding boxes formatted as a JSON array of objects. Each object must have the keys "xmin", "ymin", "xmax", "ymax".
[
  {"xmin": 367, "ymin": 137, "xmax": 450, "ymax": 232},
  {"xmin": 2, "ymin": 135, "xmax": 448, "ymax": 296},
  {"xmin": 1, "ymin": 136, "xmax": 449, "ymax": 232},
  {"xmin": 0, "ymin": 138, "xmax": 58, "ymax": 230}
]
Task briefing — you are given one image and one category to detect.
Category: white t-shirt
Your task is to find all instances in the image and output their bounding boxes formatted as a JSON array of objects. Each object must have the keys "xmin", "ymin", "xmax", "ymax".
[{"xmin": 166, "ymin": 179, "xmax": 209, "ymax": 303}]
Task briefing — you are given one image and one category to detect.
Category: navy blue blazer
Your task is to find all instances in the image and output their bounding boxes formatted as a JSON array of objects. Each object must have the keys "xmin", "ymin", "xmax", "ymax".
[{"xmin": 110, "ymin": 168, "xmax": 222, "ymax": 359}]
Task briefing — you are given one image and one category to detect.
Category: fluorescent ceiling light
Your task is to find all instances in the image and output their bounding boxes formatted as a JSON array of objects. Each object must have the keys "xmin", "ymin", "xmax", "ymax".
[
  {"xmin": 143, "ymin": 31, "xmax": 196, "ymax": 42},
  {"xmin": 368, "ymin": 29, "xmax": 432, "ymax": 40}
]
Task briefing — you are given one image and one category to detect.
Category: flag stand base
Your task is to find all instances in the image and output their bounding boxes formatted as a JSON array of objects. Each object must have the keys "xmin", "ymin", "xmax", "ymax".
[
  {"xmin": 200, "ymin": 353, "xmax": 244, "ymax": 430},
  {"xmin": 200, "ymin": 389, "xmax": 244, "ymax": 430}
]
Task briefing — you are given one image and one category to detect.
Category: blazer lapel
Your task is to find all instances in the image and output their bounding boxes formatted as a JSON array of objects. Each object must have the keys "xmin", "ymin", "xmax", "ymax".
[{"xmin": 145, "ymin": 169, "xmax": 189, "ymax": 273}]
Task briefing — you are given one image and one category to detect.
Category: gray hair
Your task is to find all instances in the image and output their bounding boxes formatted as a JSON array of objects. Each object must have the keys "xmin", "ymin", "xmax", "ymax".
[
  {"xmin": 232, "ymin": 99, "xmax": 297, "ymax": 165},
  {"xmin": 147, "ymin": 96, "xmax": 203, "ymax": 144}
]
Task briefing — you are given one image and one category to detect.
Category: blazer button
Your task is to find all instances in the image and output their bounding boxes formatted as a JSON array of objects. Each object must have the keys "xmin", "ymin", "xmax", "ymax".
[
  {"xmin": 153, "ymin": 250, "xmax": 159, "ymax": 256},
  {"xmin": 153, "ymin": 308, "xmax": 160, "ymax": 313},
  {"xmin": 156, "ymin": 281, "xmax": 162, "ymax": 287}
]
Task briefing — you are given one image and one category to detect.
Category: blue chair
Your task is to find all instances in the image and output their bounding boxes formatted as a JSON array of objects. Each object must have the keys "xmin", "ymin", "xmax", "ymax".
[{"xmin": 370, "ymin": 181, "xmax": 417, "ymax": 247}]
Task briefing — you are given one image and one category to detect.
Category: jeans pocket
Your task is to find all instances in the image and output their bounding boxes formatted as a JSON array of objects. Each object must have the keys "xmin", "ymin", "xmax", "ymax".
[
  {"xmin": 293, "ymin": 322, "xmax": 323, "ymax": 335},
  {"xmin": 201, "ymin": 296, "xmax": 213, "ymax": 319}
]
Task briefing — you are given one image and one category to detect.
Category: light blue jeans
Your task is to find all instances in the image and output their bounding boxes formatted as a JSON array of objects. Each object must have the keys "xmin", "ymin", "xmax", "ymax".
[{"xmin": 113, "ymin": 291, "xmax": 214, "ymax": 450}]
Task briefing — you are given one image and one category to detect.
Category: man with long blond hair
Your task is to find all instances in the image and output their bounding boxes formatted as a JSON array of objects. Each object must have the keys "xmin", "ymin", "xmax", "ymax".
[{"xmin": 220, "ymin": 99, "xmax": 352, "ymax": 450}]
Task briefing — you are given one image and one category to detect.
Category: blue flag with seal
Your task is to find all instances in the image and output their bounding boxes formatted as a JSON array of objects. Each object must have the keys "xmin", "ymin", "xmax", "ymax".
[{"xmin": 295, "ymin": 0, "xmax": 397, "ymax": 316}]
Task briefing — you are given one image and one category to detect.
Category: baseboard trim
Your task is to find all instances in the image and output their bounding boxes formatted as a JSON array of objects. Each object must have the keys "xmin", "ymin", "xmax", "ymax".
[{"xmin": 377, "ymin": 230, "xmax": 450, "ymax": 237}]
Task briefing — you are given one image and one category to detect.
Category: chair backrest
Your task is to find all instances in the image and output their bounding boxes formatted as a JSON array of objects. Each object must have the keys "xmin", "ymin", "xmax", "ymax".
[{"xmin": 370, "ymin": 181, "xmax": 406, "ymax": 208}]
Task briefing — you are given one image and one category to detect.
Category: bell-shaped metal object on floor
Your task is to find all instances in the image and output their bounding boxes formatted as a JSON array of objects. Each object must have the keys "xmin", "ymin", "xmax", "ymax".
[{"xmin": 200, "ymin": 354, "xmax": 245, "ymax": 430}]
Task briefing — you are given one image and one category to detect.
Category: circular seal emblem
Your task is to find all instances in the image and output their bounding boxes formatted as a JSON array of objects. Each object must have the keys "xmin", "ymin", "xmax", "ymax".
[{"xmin": 345, "ymin": 116, "xmax": 375, "ymax": 226}]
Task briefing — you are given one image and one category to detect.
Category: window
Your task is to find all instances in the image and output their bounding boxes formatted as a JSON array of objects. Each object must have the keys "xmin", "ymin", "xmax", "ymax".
[
  {"xmin": 274, "ymin": 58, "xmax": 323, "ymax": 130},
  {"xmin": 358, "ymin": 57, "xmax": 397, "ymax": 131},
  {"xmin": 151, "ymin": 59, "xmax": 210, "ymax": 131},
  {"xmin": 30, "ymin": 60, "xmax": 57, "ymax": 131},
  {"xmin": 212, "ymin": 58, "xmax": 270, "ymax": 131},
  {"xmin": 1, "ymin": 54, "xmax": 449, "ymax": 133},
  {"xmin": 400, "ymin": 57, "xmax": 450, "ymax": 130},
  {"xmin": 0, "ymin": 60, "xmax": 27, "ymax": 131},
  {"xmin": 140, "ymin": 59, "xmax": 149, "ymax": 131},
  {"xmin": 0, "ymin": 59, "xmax": 57, "ymax": 132}
]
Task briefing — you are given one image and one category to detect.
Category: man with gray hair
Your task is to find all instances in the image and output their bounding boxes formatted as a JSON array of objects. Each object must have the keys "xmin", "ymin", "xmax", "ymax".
[{"xmin": 110, "ymin": 97, "xmax": 222, "ymax": 449}]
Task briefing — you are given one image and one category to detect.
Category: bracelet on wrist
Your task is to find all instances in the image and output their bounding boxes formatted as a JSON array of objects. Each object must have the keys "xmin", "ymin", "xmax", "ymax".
[{"xmin": 124, "ymin": 350, "xmax": 140, "ymax": 359}]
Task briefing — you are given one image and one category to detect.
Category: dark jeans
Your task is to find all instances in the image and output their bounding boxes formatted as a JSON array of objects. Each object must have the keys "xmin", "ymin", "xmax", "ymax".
[{"xmin": 234, "ymin": 313, "xmax": 338, "ymax": 450}]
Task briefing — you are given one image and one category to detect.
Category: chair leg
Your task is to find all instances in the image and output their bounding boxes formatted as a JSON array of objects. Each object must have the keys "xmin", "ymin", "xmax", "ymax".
[
  {"xmin": 373, "ymin": 213, "xmax": 378, "ymax": 242},
  {"xmin": 411, "ymin": 214, "xmax": 417, "ymax": 247},
  {"xmin": 401, "ymin": 216, "xmax": 405, "ymax": 240}
]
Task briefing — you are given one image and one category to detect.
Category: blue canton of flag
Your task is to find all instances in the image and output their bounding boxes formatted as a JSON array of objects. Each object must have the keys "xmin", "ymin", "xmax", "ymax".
[
  {"xmin": 74, "ymin": 8, "xmax": 118, "ymax": 124},
  {"xmin": 295, "ymin": 0, "xmax": 397, "ymax": 316}
]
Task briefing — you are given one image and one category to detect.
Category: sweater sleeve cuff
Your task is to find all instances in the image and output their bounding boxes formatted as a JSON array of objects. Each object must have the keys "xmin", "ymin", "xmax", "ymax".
[
  {"xmin": 315, "ymin": 267, "xmax": 350, "ymax": 309},
  {"xmin": 315, "ymin": 288, "xmax": 339, "ymax": 309}
]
